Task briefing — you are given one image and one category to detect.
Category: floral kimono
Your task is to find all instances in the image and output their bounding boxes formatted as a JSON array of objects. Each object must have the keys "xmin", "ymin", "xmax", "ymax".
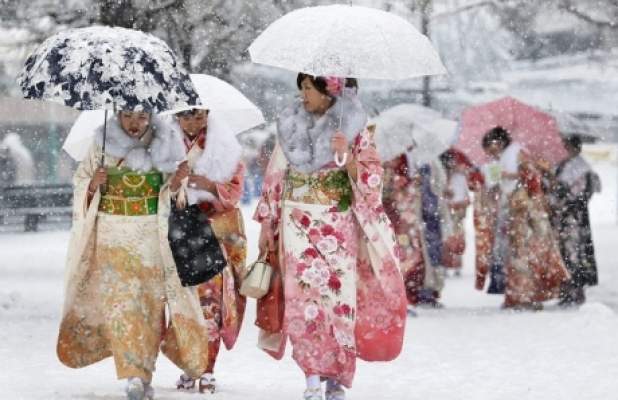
[
  {"xmin": 548, "ymin": 155, "xmax": 600, "ymax": 301},
  {"xmin": 382, "ymin": 154, "xmax": 426, "ymax": 305},
  {"xmin": 177, "ymin": 121, "xmax": 247, "ymax": 374},
  {"xmin": 474, "ymin": 143, "xmax": 570, "ymax": 307},
  {"xmin": 254, "ymin": 97, "xmax": 407, "ymax": 388},
  {"xmin": 57, "ymin": 116, "xmax": 211, "ymax": 383}
]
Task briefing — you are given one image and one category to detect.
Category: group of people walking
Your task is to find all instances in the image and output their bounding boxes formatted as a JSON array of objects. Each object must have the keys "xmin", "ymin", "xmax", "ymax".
[
  {"xmin": 60, "ymin": 73, "xmax": 407, "ymax": 400},
  {"xmin": 382, "ymin": 124, "xmax": 600, "ymax": 311},
  {"xmin": 59, "ymin": 67, "xmax": 600, "ymax": 400}
]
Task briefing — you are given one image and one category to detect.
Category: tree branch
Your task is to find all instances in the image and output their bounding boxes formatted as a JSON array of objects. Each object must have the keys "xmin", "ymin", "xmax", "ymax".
[
  {"xmin": 431, "ymin": 0, "xmax": 499, "ymax": 20},
  {"xmin": 557, "ymin": 0, "xmax": 617, "ymax": 29}
]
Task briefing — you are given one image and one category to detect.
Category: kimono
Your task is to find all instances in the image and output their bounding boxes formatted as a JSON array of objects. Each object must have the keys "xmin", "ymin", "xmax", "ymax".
[
  {"xmin": 442, "ymin": 171, "xmax": 470, "ymax": 271},
  {"xmin": 548, "ymin": 155, "xmax": 600, "ymax": 299},
  {"xmin": 57, "ymin": 116, "xmax": 211, "ymax": 383},
  {"xmin": 474, "ymin": 143, "xmax": 570, "ymax": 308},
  {"xmin": 383, "ymin": 154, "xmax": 426, "ymax": 305},
  {"xmin": 177, "ymin": 120, "xmax": 247, "ymax": 374},
  {"xmin": 417, "ymin": 160, "xmax": 449, "ymax": 302},
  {"xmin": 254, "ymin": 96, "xmax": 406, "ymax": 388}
]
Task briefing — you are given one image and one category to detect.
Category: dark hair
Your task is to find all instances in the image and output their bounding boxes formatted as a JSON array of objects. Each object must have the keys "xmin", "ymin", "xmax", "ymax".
[
  {"xmin": 296, "ymin": 73, "xmax": 359, "ymax": 95},
  {"xmin": 563, "ymin": 134, "xmax": 582, "ymax": 154},
  {"xmin": 175, "ymin": 108, "xmax": 209, "ymax": 117},
  {"xmin": 482, "ymin": 126, "xmax": 512, "ymax": 150}
]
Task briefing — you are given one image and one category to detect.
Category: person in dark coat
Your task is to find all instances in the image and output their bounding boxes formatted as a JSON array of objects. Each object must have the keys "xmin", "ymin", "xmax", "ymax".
[{"xmin": 547, "ymin": 135, "xmax": 601, "ymax": 306}]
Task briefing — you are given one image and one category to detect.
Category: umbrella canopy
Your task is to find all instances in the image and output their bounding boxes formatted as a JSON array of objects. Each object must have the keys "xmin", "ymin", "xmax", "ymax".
[
  {"xmin": 62, "ymin": 110, "xmax": 109, "ymax": 161},
  {"xmin": 248, "ymin": 4, "xmax": 446, "ymax": 80},
  {"xmin": 373, "ymin": 103, "xmax": 457, "ymax": 164},
  {"xmin": 453, "ymin": 97, "xmax": 568, "ymax": 166},
  {"xmin": 164, "ymin": 74, "xmax": 265, "ymax": 135},
  {"xmin": 63, "ymin": 75, "xmax": 264, "ymax": 161},
  {"xmin": 17, "ymin": 26, "xmax": 198, "ymax": 113}
]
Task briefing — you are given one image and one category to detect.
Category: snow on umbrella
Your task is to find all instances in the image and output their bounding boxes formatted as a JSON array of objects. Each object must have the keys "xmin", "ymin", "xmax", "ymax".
[
  {"xmin": 17, "ymin": 26, "xmax": 199, "ymax": 113},
  {"xmin": 373, "ymin": 103, "xmax": 457, "ymax": 164},
  {"xmin": 248, "ymin": 4, "xmax": 446, "ymax": 80},
  {"xmin": 453, "ymin": 96, "xmax": 568, "ymax": 166}
]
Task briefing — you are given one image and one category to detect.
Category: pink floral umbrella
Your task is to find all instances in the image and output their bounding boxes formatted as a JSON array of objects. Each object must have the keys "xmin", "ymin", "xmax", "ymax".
[{"xmin": 453, "ymin": 96, "xmax": 568, "ymax": 166}]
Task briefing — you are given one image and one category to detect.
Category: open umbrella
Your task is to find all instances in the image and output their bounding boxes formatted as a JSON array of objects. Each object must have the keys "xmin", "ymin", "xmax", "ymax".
[
  {"xmin": 249, "ymin": 4, "xmax": 446, "ymax": 80},
  {"xmin": 453, "ymin": 96, "xmax": 568, "ymax": 166},
  {"xmin": 166, "ymin": 74, "xmax": 265, "ymax": 135},
  {"xmin": 18, "ymin": 26, "xmax": 198, "ymax": 165},
  {"xmin": 64, "ymin": 74, "xmax": 264, "ymax": 161},
  {"xmin": 18, "ymin": 26, "xmax": 198, "ymax": 112},
  {"xmin": 249, "ymin": 4, "xmax": 446, "ymax": 166},
  {"xmin": 373, "ymin": 103, "xmax": 457, "ymax": 164}
]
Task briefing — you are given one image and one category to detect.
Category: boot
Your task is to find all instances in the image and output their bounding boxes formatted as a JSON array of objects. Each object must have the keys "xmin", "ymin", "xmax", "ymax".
[{"xmin": 125, "ymin": 377, "xmax": 145, "ymax": 400}]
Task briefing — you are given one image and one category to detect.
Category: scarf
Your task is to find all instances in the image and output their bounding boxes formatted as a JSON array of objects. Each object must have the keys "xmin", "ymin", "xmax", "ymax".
[{"xmin": 277, "ymin": 89, "xmax": 367, "ymax": 174}]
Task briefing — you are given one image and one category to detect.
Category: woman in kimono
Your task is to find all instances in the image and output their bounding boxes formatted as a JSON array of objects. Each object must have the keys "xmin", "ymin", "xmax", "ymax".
[
  {"xmin": 171, "ymin": 108, "xmax": 247, "ymax": 393},
  {"xmin": 383, "ymin": 148, "xmax": 446, "ymax": 308},
  {"xmin": 58, "ymin": 111, "xmax": 212, "ymax": 400},
  {"xmin": 474, "ymin": 127, "xmax": 569, "ymax": 309},
  {"xmin": 440, "ymin": 149, "xmax": 474, "ymax": 274},
  {"xmin": 547, "ymin": 135, "xmax": 600, "ymax": 306},
  {"xmin": 383, "ymin": 151, "xmax": 426, "ymax": 307},
  {"xmin": 254, "ymin": 74, "xmax": 407, "ymax": 400}
]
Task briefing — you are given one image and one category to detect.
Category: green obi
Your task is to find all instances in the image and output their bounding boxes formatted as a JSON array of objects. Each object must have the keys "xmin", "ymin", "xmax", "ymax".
[
  {"xmin": 285, "ymin": 168, "xmax": 353, "ymax": 211},
  {"xmin": 99, "ymin": 167, "xmax": 163, "ymax": 216}
]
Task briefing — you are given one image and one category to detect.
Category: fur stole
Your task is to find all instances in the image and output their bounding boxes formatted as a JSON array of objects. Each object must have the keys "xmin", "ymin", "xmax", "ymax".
[
  {"xmin": 277, "ymin": 90, "xmax": 367, "ymax": 174},
  {"xmin": 94, "ymin": 114, "xmax": 185, "ymax": 173}
]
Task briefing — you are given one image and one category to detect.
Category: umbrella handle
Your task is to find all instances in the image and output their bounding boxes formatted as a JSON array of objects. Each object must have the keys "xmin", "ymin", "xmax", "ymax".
[
  {"xmin": 334, "ymin": 85, "xmax": 347, "ymax": 167},
  {"xmin": 335, "ymin": 152, "xmax": 348, "ymax": 167}
]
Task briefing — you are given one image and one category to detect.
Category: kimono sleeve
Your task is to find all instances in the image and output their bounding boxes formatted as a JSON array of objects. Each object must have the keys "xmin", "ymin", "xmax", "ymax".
[
  {"xmin": 351, "ymin": 128, "xmax": 383, "ymax": 209},
  {"xmin": 72, "ymin": 144, "xmax": 100, "ymax": 219},
  {"xmin": 214, "ymin": 162, "xmax": 245, "ymax": 211},
  {"xmin": 253, "ymin": 145, "xmax": 286, "ymax": 241}
]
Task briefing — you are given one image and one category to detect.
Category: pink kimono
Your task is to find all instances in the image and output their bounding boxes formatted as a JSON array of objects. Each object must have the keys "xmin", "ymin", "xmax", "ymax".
[
  {"xmin": 182, "ymin": 129, "xmax": 247, "ymax": 374},
  {"xmin": 254, "ymin": 128, "xmax": 407, "ymax": 388}
]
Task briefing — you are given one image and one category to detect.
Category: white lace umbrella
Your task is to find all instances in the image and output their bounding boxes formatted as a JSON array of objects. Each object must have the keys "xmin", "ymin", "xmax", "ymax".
[
  {"xmin": 165, "ymin": 74, "xmax": 265, "ymax": 135},
  {"xmin": 373, "ymin": 103, "xmax": 457, "ymax": 164},
  {"xmin": 248, "ymin": 4, "xmax": 446, "ymax": 80},
  {"xmin": 64, "ymin": 74, "xmax": 264, "ymax": 161}
]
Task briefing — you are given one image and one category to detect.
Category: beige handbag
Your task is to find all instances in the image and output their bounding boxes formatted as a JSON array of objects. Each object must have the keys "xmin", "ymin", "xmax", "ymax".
[{"xmin": 240, "ymin": 254, "xmax": 273, "ymax": 299}]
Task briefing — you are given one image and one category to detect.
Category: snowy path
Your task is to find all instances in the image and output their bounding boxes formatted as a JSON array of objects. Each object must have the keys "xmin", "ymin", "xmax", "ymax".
[{"xmin": 2, "ymin": 201, "xmax": 617, "ymax": 400}]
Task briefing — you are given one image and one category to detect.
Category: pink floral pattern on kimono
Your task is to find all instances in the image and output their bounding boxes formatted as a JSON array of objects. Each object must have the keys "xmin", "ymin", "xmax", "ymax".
[{"xmin": 254, "ymin": 128, "xmax": 407, "ymax": 388}]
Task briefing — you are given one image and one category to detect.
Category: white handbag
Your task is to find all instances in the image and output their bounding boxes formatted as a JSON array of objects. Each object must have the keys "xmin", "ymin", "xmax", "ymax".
[{"xmin": 240, "ymin": 255, "xmax": 273, "ymax": 299}]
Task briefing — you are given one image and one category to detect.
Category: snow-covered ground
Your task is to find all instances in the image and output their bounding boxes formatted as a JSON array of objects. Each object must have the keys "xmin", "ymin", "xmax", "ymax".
[{"xmin": 1, "ymin": 160, "xmax": 617, "ymax": 400}]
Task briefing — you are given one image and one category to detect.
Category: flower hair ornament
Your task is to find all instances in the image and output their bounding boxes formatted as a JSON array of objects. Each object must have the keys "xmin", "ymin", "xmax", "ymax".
[{"xmin": 325, "ymin": 76, "xmax": 345, "ymax": 98}]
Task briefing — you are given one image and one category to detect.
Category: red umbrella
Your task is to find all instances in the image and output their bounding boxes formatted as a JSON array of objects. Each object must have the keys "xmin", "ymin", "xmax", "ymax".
[{"xmin": 453, "ymin": 97, "xmax": 568, "ymax": 166}]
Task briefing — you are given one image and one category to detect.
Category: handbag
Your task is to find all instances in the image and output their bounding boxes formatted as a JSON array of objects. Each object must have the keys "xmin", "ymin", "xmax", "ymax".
[
  {"xmin": 240, "ymin": 253, "xmax": 273, "ymax": 299},
  {"xmin": 255, "ymin": 250, "xmax": 284, "ymax": 332},
  {"xmin": 168, "ymin": 202, "xmax": 227, "ymax": 287}
]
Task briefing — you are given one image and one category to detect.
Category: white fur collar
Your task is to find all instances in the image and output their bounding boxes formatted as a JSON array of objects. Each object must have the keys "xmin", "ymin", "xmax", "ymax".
[
  {"xmin": 185, "ymin": 114, "xmax": 243, "ymax": 206},
  {"xmin": 277, "ymin": 90, "xmax": 367, "ymax": 174},
  {"xmin": 192, "ymin": 114, "xmax": 243, "ymax": 183},
  {"xmin": 94, "ymin": 114, "xmax": 185, "ymax": 173}
]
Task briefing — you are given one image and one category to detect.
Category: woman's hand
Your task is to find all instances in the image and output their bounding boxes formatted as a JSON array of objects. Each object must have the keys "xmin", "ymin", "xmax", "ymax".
[
  {"xmin": 88, "ymin": 167, "xmax": 107, "ymax": 194},
  {"xmin": 331, "ymin": 131, "xmax": 349, "ymax": 158},
  {"xmin": 188, "ymin": 174, "xmax": 217, "ymax": 193},
  {"xmin": 258, "ymin": 224, "xmax": 276, "ymax": 256},
  {"xmin": 170, "ymin": 161, "xmax": 190, "ymax": 192}
]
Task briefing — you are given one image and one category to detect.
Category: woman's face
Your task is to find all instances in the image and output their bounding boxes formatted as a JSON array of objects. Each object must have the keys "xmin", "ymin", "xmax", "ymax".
[
  {"xmin": 177, "ymin": 109, "xmax": 208, "ymax": 138},
  {"xmin": 484, "ymin": 140, "xmax": 505, "ymax": 159},
  {"xmin": 119, "ymin": 111, "xmax": 150, "ymax": 138},
  {"xmin": 300, "ymin": 77, "xmax": 332, "ymax": 115}
]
